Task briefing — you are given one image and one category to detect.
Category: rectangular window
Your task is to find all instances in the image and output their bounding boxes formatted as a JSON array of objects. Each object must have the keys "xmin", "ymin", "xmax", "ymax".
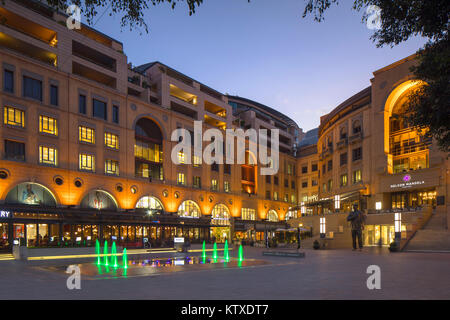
[
  {"xmin": 177, "ymin": 151, "xmax": 186, "ymax": 164},
  {"xmin": 79, "ymin": 95, "xmax": 86, "ymax": 114},
  {"xmin": 93, "ymin": 99, "xmax": 107, "ymax": 120},
  {"xmin": 312, "ymin": 179, "xmax": 318, "ymax": 186},
  {"xmin": 328, "ymin": 179, "xmax": 333, "ymax": 192},
  {"xmin": 39, "ymin": 145, "xmax": 57, "ymax": 166},
  {"xmin": 266, "ymin": 175, "xmax": 271, "ymax": 184},
  {"xmin": 79, "ymin": 153, "xmax": 95, "ymax": 172},
  {"xmin": 112, "ymin": 105, "xmax": 119, "ymax": 124},
  {"xmin": 39, "ymin": 115, "xmax": 58, "ymax": 136},
  {"xmin": 241, "ymin": 208, "xmax": 256, "ymax": 221},
  {"xmin": 302, "ymin": 181, "xmax": 308, "ymax": 188},
  {"xmin": 274, "ymin": 176, "xmax": 279, "ymax": 185},
  {"xmin": 284, "ymin": 179, "xmax": 289, "ymax": 188},
  {"xmin": 177, "ymin": 173, "xmax": 186, "ymax": 185},
  {"xmin": 4, "ymin": 69, "xmax": 14, "ymax": 93},
  {"xmin": 224, "ymin": 181, "xmax": 230, "ymax": 193},
  {"xmin": 193, "ymin": 155, "xmax": 201, "ymax": 167},
  {"xmin": 23, "ymin": 76, "xmax": 42, "ymax": 101},
  {"xmin": 291, "ymin": 194, "xmax": 296, "ymax": 204},
  {"xmin": 291, "ymin": 181, "xmax": 296, "ymax": 189},
  {"xmin": 340, "ymin": 152, "xmax": 348, "ymax": 166},
  {"xmin": 327, "ymin": 160, "xmax": 333, "ymax": 171},
  {"xmin": 273, "ymin": 192, "xmax": 278, "ymax": 201},
  {"xmin": 311, "ymin": 164, "xmax": 318, "ymax": 172},
  {"xmin": 105, "ymin": 159, "xmax": 119, "ymax": 176},
  {"xmin": 193, "ymin": 176, "xmax": 201, "ymax": 188},
  {"xmin": 79, "ymin": 126, "xmax": 95, "ymax": 144},
  {"xmin": 322, "ymin": 164, "xmax": 326, "ymax": 174},
  {"xmin": 5, "ymin": 140, "xmax": 25, "ymax": 161},
  {"xmin": 302, "ymin": 166, "xmax": 308, "ymax": 174},
  {"xmin": 287, "ymin": 164, "xmax": 292, "ymax": 175},
  {"xmin": 104, "ymin": 132, "xmax": 119, "ymax": 149},
  {"xmin": 50, "ymin": 85, "xmax": 58, "ymax": 106},
  {"xmin": 4, "ymin": 106, "xmax": 24, "ymax": 127},
  {"xmin": 352, "ymin": 147, "xmax": 362, "ymax": 162},
  {"xmin": 211, "ymin": 179, "xmax": 218, "ymax": 191},
  {"xmin": 340, "ymin": 174, "xmax": 348, "ymax": 187},
  {"xmin": 224, "ymin": 164, "xmax": 231, "ymax": 174},
  {"xmin": 352, "ymin": 170, "xmax": 362, "ymax": 184},
  {"xmin": 265, "ymin": 190, "xmax": 271, "ymax": 200}
]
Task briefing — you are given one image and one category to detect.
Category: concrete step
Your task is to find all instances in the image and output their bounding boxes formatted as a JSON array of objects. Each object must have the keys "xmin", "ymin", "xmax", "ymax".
[
  {"xmin": 405, "ymin": 229, "xmax": 450, "ymax": 251},
  {"xmin": 0, "ymin": 253, "xmax": 14, "ymax": 261}
]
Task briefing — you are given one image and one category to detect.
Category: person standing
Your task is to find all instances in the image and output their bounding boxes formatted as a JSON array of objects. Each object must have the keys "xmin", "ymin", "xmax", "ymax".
[{"xmin": 347, "ymin": 204, "xmax": 365, "ymax": 251}]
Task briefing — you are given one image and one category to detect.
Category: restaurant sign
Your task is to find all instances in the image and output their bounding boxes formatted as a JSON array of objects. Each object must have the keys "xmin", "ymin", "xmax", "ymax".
[{"xmin": 390, "ymin": 174, "xmax": 425, "ymax": 189}]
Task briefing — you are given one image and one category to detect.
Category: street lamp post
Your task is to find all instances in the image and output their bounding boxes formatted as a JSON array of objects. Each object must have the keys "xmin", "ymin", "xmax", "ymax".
[
  {"xmin": 320, "ymin": 217, "xmax": 326, "ymax": 238},
  {"xmin": 394, "ymin": 212, "xmax": 402, "ymax": 242}
]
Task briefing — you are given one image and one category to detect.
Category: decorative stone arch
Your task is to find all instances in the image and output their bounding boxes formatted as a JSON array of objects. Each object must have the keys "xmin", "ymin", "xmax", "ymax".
[
  {"xmin": 383, "ymin": 79, "xmax": 426, "ymax": 153},
  {"xmin": 132, "ymin": 113, "xmax": 167, "ymax": 141},
  {"xmin": 4, "ymin": 181, "xmax": 58, "ymax": 206},
  {"xmin": 135, "ymin": 195, "xmax": 165, "ymax": 211},
  {"xmin": 177, "ymin": 200, "xmax": 201, "ymax": 218},
  {"xmin": 267, "ymin": 209, "xmax": 278, "ymax": 222},
  {"xmin": 211, "ymin": 203, "xmax": 231, "ymax": 226},
  {"xmin": 79, "ymin": 189, "xmax": 119, "ymax": 210},
  {"xmin": 384, "ymin": 79, "xmax": 425, "ymax": 116}
]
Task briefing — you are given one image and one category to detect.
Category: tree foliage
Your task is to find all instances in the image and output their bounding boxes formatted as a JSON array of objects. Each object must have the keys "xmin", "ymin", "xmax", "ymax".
[
  {"xmin": 303, "ymin": 0, "xmax": 450, "ymax": 152},
  {"xmin": 44, "ymin": 0, "xmax": 205, "ymax": 33}
]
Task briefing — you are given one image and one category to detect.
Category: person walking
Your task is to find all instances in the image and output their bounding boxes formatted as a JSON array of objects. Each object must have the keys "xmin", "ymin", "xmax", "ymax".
[{"xmin": 347, "ymin": 204, "xmax": 366, "ymax": 251}]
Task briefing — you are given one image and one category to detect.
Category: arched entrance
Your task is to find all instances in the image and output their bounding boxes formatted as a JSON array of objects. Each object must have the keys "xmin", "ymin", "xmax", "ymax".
[
  {"xmin": 3, "ymin": 182, "xmax": 58, "ymax": 251},
  {"xmin": 267, "ymin": 209, "xmax": 278, "ymax": 222},
  {"xmin": 177, "ymin": 200, "xmax": 201, "ymax": 218},
  {"xmin": 135, "ymin": 195, "xmax": 164, "ymax": 213},
  {"xmin": 210, "ymin": 203, "xmax": 231, "ymax": 243}
]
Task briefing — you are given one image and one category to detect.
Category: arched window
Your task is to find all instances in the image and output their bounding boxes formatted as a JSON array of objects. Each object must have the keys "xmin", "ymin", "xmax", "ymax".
[
  {"xmin": 211, "ymin": 204, "xmax": 230, "ymax": 226},
  {"xmin": 80, "ymin": 190, "xmax": 117, "ymax": 210},
  {"xmin": 136, "ymin": 196, "xmax": 164, "ymax": 212},
  {"xmin": 5, "ymin": 182, "xmax": 56, "ymax": 206},
  {"xmin": 135, "ymin": 118, "xmax": 164, "ymax": 181},
  {"xmin": 267, "ymin": 209, "xmax": 278, "ymax": 222},
  {"xmin": 178, "ymin": 200, "xmax": 201, "ymax": 218}
]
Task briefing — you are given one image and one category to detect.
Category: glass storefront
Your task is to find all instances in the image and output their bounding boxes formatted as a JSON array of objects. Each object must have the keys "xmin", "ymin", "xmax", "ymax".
[
  {"xmin": 0, "ymin": 223, "xmax": 9, "ymax": 251},
  {"xmin": 391, "ymin": 189, "xmax": 436, "ymax": 209},
  {"xmin": 363, "ymin": 224, "xmax": 406, "ymax": 246}
]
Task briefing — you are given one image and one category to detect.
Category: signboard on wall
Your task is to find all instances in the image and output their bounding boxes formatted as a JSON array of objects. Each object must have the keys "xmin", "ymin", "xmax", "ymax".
[{"xmin": 390, "ymin": 174, "xmax": 425, "ymax": 189}]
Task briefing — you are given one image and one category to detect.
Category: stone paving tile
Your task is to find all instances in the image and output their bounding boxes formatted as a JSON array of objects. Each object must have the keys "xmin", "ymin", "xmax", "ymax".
[{"xmin": 0, "ymin": 247, "xmax": 448, "ymax": 299}]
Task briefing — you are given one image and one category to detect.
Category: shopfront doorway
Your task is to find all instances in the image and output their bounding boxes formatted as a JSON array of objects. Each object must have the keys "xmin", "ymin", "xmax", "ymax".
[{"xmin": 0, "ymin": 223, "xmax": 9, "ymax": 252}]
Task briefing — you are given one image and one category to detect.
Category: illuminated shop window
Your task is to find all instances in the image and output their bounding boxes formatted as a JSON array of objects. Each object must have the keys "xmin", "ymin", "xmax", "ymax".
[
  {"xmin": 79, "ymin": 153, "xmax": 95, "ymax": 172},
  {"xmin": 340, "ymin": 174, "xmax": 348, "ymax": 187},
  {"xmin": 79, "ymin": 126, "xmax": 95, "ymax": 144},
  {"xmin": 39, "ymin": 115, "xmax": 58, "ymax": 135},
  {"xmin": 193, "ymin": 155, "xmax": 201, "ymax": 167},
  {"xmin": 105, "ymin": 159, "xmax": 119, "ymax": 176},
  {"xmin": 4, "ymin": 106, "xmax": 24, "ymax": 127},
  {"xmin": 104, "ymin": 133, "xmax": 119, "ymax": 149},
  {"xmin": 39, "ymin": 146, "xmax": 57, "ymax": 166},
  {"xmin": 136, "ymin": 196, "xmax": 163, "ymax": 210}
]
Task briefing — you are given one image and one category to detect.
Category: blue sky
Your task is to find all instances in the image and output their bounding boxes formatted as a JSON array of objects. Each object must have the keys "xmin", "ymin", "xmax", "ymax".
[{"xmin": 93, "ymin": 0, "xmax": 425, "ymax": 132}]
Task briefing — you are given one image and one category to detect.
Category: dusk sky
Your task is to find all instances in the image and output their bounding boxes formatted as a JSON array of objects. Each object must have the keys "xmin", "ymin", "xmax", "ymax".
[{"xmin": 93, "ymin": 0, "xmax": 426, "ymax": 132}]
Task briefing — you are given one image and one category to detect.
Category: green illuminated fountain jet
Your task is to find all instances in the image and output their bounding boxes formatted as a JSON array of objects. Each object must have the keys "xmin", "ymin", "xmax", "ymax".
[
  {"xmin": 212, "ymin": 242, "xmax": 218, "ymax": 261},
  {"xmin": 103, "ymin": 240, "xmax": 109, "ymax": 266},
  {"xmin": 95, "ymin": 239, "xmax": 101, "ymax": 265},
  {"xmin": 202, "ymin": 240, "xmax": 206, "ymax": 263},
  {"xmin": 111, "ymin": 241, "xmax": 118, "ymax": 268},
  {"xmin": 238, "ymin": 244, "xmax": 244, "ymax": 262},
  {"xmin": 224, "ymin": 240, "xmax": 230, "ymax": 262},
  {"xmin": 122, "ymin": 248, "xmax": 128, "ymax": 269}
]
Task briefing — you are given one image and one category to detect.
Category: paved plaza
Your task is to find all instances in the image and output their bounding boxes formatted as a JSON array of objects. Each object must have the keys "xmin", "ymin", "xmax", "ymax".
[{"xmin": 0, "ymin": 247, "xmax": 449, "ymax": 300}]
